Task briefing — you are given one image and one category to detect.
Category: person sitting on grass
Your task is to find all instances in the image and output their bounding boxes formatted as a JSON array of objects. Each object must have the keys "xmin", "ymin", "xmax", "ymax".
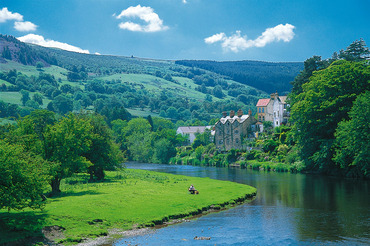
[{"xmin": 188, "ymin": 184, "xmax": 197, "ymax": 194}]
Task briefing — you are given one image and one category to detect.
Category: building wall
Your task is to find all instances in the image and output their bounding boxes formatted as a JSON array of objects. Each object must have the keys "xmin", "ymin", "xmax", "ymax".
[{"xmin": 215, "ymin": 115, "xmax": 256, "ymax": 151}]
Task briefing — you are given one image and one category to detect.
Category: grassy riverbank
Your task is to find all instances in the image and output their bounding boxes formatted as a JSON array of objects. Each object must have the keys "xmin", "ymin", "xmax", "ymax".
[{"xmin": 0, "ymin": 169, "xmax": 256, "ymax": 245}]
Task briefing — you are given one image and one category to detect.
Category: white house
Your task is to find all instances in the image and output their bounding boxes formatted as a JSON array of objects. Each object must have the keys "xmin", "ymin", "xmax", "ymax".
[
  {"xmin": 176, "ymin": 126, "xmax": 212, "ymax": 144},
  {"xmin": 256, "ymin": 92, "xmax": 288, "ymax": 128}
]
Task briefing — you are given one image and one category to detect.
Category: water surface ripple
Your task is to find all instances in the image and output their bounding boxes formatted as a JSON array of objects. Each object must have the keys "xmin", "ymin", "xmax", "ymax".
[{"xmin": 114, "ymin": 163, "xmax": 370, "ymax": 245}]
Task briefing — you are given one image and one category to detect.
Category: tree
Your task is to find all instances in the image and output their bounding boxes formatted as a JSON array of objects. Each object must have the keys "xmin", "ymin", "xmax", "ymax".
[
  {"xmin": 80, "ymin": 114, "xmax": 124, "ymax": 181},
  {"xmin": 43, "ymin": 114, "xmax": 93, "ymax": 194},
  {"xmin": 212, "ymin": 85, "xmax": 224, "ymax": 98},
  {"xmin": 192, "ymin": 129, "xmax": 212, "ymax": 149},
  {"xmin": 20, "ymin": 89, "xmax": 30, "ymax": 106},
  {"xmin": 36, "ymin": 61, "xmax": 44, "ymax": 70},
  {"xmin": 33, "ymin": 92, "xmax": 43, "ymax": 105},
  {"xmin": 53, "ymin": 95, "xmax": 73, "ymax": 114},
  {"xmin": 339, "ymin": 38, "xmax": 370, "ymax": 61},
  {"xmin": 0, "ymin": 141, "xmax": 49, "ymax": 211},
  {"xmin": 153, "ymin": 138, "xmax": 176, "ymax": 164},
  {"xmin": 333, "ymin": 91, "xmax": 370, "ymax": 178},
  {"xmin": 290, "ymin": 61, "xmax": 370, "ymax": 174}
]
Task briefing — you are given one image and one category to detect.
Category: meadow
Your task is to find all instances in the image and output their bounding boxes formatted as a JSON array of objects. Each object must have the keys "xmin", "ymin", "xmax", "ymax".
[{"xmin": 0, "ymin": 169, "xmax": 256, "ymax": 245}]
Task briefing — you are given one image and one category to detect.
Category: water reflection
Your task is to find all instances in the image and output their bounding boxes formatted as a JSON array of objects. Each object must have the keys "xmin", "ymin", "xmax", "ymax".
[{"xmin": 116, "ymin": 163, "xmax": 370, "ymax": 245}]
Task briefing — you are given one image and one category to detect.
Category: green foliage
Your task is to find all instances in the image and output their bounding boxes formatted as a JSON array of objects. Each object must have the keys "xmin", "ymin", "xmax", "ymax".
[
  {"xmin": 80, "ymin": 113, "xmax": 124, "ymax": 181},
  {"xmin": 43, "ymin": 114, "xmax": 93, "ymax": 194},
  {"xmin": 0, "ymin": 141, "xmax": 49, "ymax": 211},
  {"xmin": 339, "ymin": 38, "xmax": 370, "ymax": 61},
  {"xmin": 176, "ymin": 60, "xmax": 303, "ymax": 93},
  {"xmin": 333, "ymin": 91, "xmax": 370, "ymax": 178},
  {"xmin": 192, "ymin": 129, "xmax": 212, "ymax": 149},
  {"xmin": 290, "ymin": 61, "xmax": 370, "ymax": 175}
]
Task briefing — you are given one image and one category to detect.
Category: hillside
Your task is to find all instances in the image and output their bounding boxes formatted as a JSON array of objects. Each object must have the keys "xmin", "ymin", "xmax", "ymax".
[
  {"xmin": 0, "ymin": 34, "xmax": 303, "ymax": 123},
  {"xmin": 176, "ymin": 60, "xmax": 303, "ymax": 94}
]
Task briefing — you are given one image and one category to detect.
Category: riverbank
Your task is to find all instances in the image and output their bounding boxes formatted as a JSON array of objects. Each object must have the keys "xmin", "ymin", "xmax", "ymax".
[{"xmin": 0, "ymin": 169, "xmax": 256, "ymax": 245}]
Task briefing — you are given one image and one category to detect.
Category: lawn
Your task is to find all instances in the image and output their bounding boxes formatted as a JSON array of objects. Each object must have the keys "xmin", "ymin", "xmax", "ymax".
[{"xmin": 0, "ymin": 169, "xmax": 256, "ymax": 245}]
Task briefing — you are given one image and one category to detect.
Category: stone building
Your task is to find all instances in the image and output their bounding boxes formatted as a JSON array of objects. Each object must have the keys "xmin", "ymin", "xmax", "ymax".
[
  {"xmin": 214, "ymin": 109, "xmax": 257, "ymax": 151},
  {"xmin": 256, "ymin": 92, "xmax": 288, "ymax": 128}
]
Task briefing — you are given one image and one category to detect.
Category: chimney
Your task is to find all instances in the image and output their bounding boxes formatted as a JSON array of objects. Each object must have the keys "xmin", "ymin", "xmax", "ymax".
[
  {"xmin": 248, "ymin": 109, "xmax": 252, "ymax": 116},
  {"xmin": 230, "ymin": 110, "xmax": 235, "ymax": 117},
  {"xmin": 222, "ymin": 111, "xmax": 227, "ymax": 117},
  {"xmin": 237, "ymin": 109, "xmax": 243, "ymax": 117},
  {"xmin": 270, "ymin": 93, "xmax": 275, "ymax": 99}
]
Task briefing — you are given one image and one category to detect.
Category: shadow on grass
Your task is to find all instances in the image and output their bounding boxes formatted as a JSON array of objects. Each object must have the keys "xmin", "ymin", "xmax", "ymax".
[
  {"xmin": 50, "ymin": 190, "xmax": 103, "ymax": 199},
  {"xmin": 0, "ymin": 211, "xmax": 47, "ymax": 245}
]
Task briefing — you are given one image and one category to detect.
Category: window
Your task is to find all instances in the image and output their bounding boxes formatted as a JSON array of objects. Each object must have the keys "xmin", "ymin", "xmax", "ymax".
[
  {"xmin": 219, "ymin": 140, "xmax": 223, "ymax": 144},
  {"xmin": 235, "ymin": 138, "xmax": 239, "ymax": 143},
  {"xmin": 274, "ymin": 112, "xmax": 276, "ymax": 117},
  {"xmin": 259, "ymin": 116, "xmax": 261, "ymax": 121},
  {"xmin": 262, "ymin": 108, "xmax": 264, "ymax": 113},
  {"xmin": 259, "ymin": 108, "xmax": 261, "ymax": 113},
  {"xmin": 278, "ymin": 111, "xmax": 279, "ymax": 117},
  {"xmin": 235, "ymin": 130, "xmax": 239, "ymax": 134},
  {"xmin": 262, "ymin": 116, "xmax": 265, "ymax": 121},
  {"xmin": 226, "ymin": 139, "xmax": 229, "ymax": 145},
  {"xmin": 276, "ymin": 121, "xmax": 279, "ymax": 126}
]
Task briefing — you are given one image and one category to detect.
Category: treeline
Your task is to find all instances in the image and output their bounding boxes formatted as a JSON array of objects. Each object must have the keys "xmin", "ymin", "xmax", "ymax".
[
  {"xmin": 289, "ymin": 39, "xmax": 370, "ymax": 178},
  {"xmin": 175, "ymin": 60, "xmax": 303, "ymax": 93}
]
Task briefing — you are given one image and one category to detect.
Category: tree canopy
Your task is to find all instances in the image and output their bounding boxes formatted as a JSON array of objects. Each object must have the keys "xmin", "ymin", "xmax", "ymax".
[{"xmin": 290, "ymin": 60, "xmax": 370, "ymax": 176}]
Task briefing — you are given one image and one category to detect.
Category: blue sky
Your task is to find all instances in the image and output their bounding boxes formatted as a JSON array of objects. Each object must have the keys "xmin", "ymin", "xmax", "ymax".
[{"xmin": 1, "ymin": 0, "xmax": 369, "ymax": 62}]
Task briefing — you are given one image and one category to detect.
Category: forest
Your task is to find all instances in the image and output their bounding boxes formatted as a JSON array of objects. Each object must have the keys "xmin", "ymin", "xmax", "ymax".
[{"xmin": 175, "ymin": 60, "xmax": 303, "ymax": 93}]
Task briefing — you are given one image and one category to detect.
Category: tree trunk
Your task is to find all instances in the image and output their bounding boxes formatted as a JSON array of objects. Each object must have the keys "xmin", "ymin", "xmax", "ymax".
[{"xmin": 50, "ymin": 178, "xmax": 61, "ymax": 196}]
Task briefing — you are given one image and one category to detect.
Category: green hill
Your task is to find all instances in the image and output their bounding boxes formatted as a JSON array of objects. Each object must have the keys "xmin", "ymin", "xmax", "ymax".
[
  {"xmin": 176, "ymin": 60, "xmax": 303, "ymax": 94},
  {"xmin": 0, "ymin": 34, "xmax": 302, "ymax": 123}
]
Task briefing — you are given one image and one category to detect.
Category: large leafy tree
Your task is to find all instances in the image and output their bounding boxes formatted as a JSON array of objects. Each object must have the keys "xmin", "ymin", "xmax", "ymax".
[
  {"xmin": 43, "ymin": 114, "xmax": 93, "ymax": 194},
  {"xmin": 0, "ymin": 141, "xmax": 49, "ymax": 211},
  {"xmin": 333, "ymin": 91, "xmax": 370, "ymax": 178},
  {"xmin": 290, "ymin": 60, "xmax": 370, "ymax": 174},
  {"xmin": 80, "ymin": 113, "xmax": 124, "ymax": 181}
]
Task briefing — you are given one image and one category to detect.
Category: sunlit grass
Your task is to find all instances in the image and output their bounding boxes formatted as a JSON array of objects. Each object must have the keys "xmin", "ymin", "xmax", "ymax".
[{"xmin": 0, "ymin": 169, "xmax": 256, "ymax": 245}]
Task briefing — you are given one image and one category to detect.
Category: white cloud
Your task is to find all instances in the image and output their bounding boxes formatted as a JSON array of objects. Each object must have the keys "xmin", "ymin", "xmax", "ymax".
[
  {"xmin": 14, "ymin": 21, "xmax": 37, "ymax": 32},
  {"xmin": 17, "ymin": 34, "xmax": 90, "ymax": 54},
  {"xmin": 116, "ymin": 5, "xmax": 168, "ymax": 32},
  {"xmin": 205, "ymin": 33, "xmax": 226, "ymax": 44},
  {"xmin": 0, "ymin": 7, "xmax": 23, "ymax": 23},
  {"xmin": 182, "ymin": 0, "xmax": 187, "ymax": 3},
  {"xmin": 205, "ymin": 23, "xmax": 295, "ymax": 53}
]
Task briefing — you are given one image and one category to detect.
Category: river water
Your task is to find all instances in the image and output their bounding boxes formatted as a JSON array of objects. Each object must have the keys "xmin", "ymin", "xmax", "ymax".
[{"xmin": 114, "ymin": 163, "xmax": 370, "ymax": 245}]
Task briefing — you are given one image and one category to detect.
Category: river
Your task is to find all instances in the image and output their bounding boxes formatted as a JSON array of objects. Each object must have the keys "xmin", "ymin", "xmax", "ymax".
[{"xmin": 114, "ymin": 163, "xmax": 370, "ymax": 245}]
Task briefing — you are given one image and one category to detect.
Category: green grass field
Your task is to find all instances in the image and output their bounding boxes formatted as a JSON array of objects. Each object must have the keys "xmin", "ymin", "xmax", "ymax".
[
  {"xmin": 0, "ymin": 169, "xmax": 256, "ymax": 245},
  {"xmin": 1, "ymin": 60, "xmax": 68, "ymax": 80},
  {"xmin": 0, "ymin": 91, "xmax": 50, "ymax": 108},
  {"xmin": 126, "ymin": 108, "xmax": 160, "ymax": 118}
]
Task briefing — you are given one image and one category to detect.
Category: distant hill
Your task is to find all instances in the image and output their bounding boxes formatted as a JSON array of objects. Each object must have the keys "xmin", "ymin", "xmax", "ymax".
[
  {"xmin": 0, "ymin": 35, "xmax": 58, "ymax": 66},
  {"xmin": 1, "ymin": 34, "xmax": 273, "ymax": 122},
  {"xmin": 175, "ymin": 60, "xmax": 303, "ymax": 94}
]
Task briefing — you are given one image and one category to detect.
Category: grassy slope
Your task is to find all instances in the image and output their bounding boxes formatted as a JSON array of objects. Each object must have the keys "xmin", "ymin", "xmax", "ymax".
[
  {"xmin": 0, "ymin": 169, "xmax": 256, "ymax": 245},
  {"xmin": 0, "ymin": 91, "xmax": 50, "ymax": 108}
]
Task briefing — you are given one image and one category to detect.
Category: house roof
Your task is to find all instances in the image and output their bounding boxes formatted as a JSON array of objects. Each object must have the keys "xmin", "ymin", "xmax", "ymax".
[
  {"xmin": 279, "ymin": 96, "xmax": 287, "ymax": 104},
  {"xmin": 219, "ymin": 114, "xmax": 250, "ymax": 124},
  {"xmin": 176, "ymin": 126, "xmax": 211, "ymax": 134},
  {"xmin": 256, "ymin": 98, "xmax": 270, "ymax": 107}
]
